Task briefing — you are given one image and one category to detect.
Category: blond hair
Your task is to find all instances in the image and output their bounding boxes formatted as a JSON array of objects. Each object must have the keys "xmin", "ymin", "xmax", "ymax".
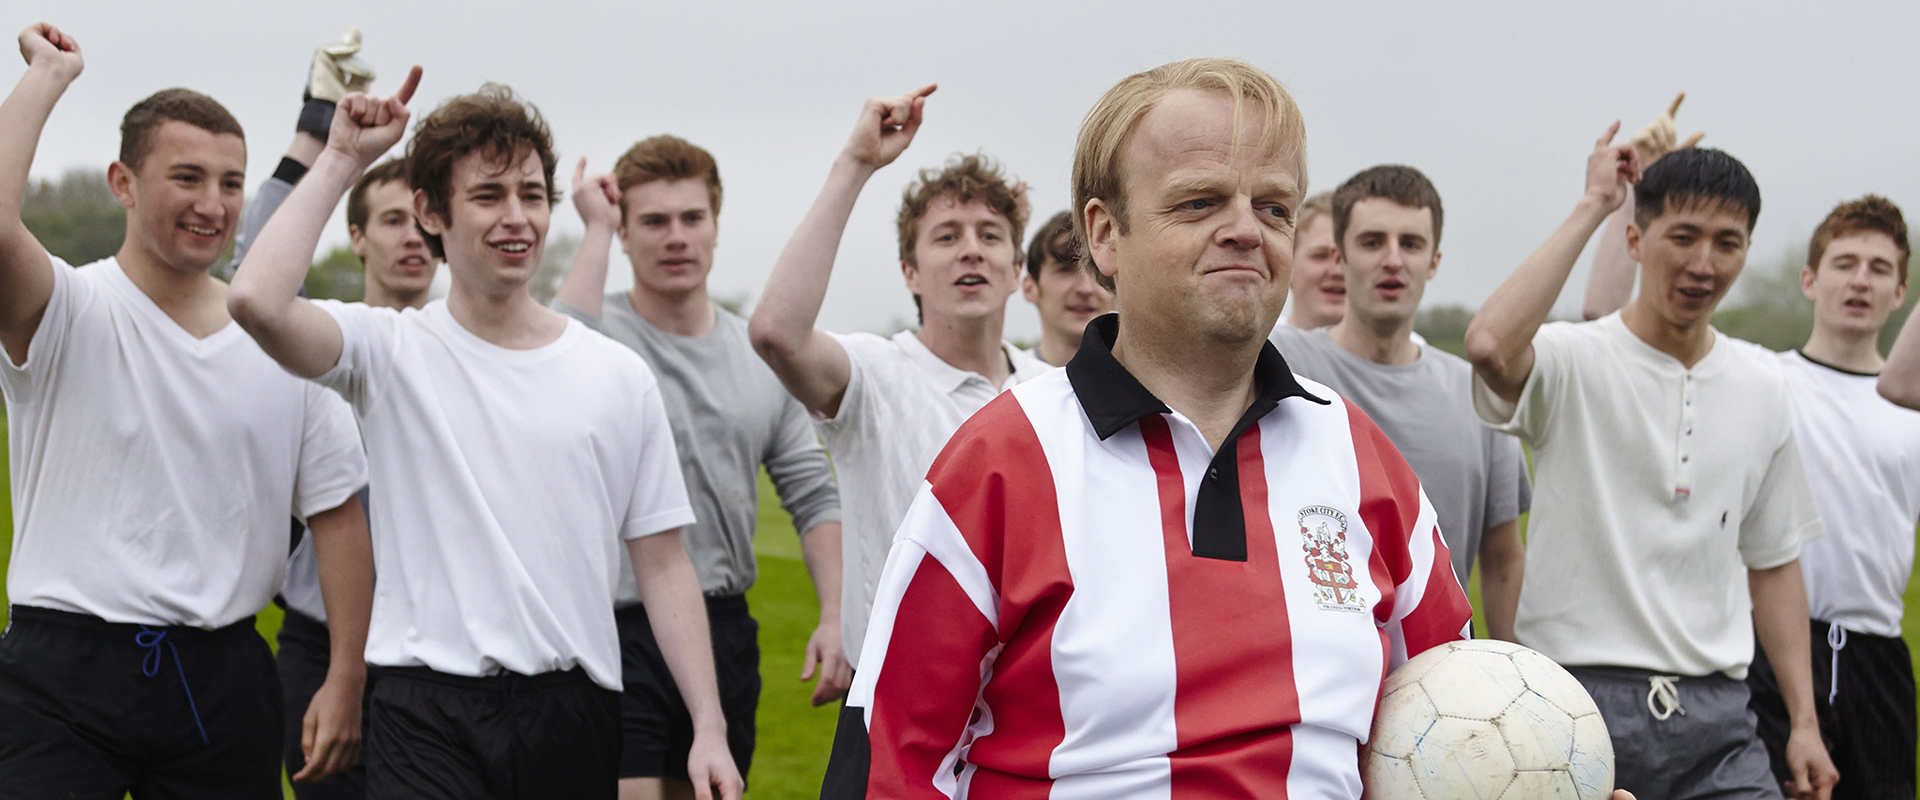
[{"xmin": 1071, "ymin": 58, "xmax": 1307, "ymax": 291}]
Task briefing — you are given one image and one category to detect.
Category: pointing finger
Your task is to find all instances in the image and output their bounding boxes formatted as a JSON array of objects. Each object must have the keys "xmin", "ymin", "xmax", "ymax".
[
  {"xmin": 1665, "ymin": 91, "xmax": 1686, "ymax": 120},
  {"xmin": 911, "ymin": 82, "xmax": 938, "ymax": 100},
  {"xmin": 1596, "ymin": 120, "xmax": 1621, "ymax": 148},
  {"xmin": 393, "ymin": 65, "xmax": 422, "ymax": 106},
  {"xmin": 572, "ymin": 157, "xmax": 586, "ymax": 190},
  {"xmin": 1679, "ymin": 131, "xmax": 1705, "ymax": 149}
]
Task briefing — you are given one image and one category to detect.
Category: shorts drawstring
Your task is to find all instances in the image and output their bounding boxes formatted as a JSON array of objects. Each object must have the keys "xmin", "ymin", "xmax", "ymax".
[
  {"xmin": 137, "ymin": 626, "xmax": 209, "ymax": 746},
  {"xmin": 1647, "ymin": 674, "xmax": 1687, "ymax": 721},
  {"xmin": 1827, "ymin": 623, "xmax": 1847, "ymax": 706}
]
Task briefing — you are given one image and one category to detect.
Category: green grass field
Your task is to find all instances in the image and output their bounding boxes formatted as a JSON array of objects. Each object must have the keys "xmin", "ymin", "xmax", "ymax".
[{"xmin": 1, "ymin": 413, "xmax": 1917, "ymax": 796}]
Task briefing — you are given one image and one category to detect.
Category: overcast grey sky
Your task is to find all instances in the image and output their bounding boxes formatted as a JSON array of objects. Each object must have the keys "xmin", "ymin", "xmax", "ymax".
[{"xmin": 9, "ymin": 0, "xmax": 1917, "ymax": 337}]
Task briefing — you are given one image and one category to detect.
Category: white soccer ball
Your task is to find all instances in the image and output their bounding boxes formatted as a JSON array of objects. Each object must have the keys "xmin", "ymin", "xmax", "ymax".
[{"xmin": 1364, "ymin": 639, "xmax": 1613, "ymax": 800}]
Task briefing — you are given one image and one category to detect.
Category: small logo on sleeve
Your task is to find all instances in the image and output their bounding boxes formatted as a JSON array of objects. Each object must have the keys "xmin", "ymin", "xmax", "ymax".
[{"xmin": 1299, "ymin": 506, "xmax": 1365, "ymax": 613}]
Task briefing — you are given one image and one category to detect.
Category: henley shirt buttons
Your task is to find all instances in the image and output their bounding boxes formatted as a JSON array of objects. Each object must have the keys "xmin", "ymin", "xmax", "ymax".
[{"xmin": 1208, "ymin": 467, "xmax": 1220, "ymax": 482}]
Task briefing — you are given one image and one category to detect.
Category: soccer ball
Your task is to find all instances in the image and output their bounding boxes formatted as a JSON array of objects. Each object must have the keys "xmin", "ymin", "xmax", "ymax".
[{"xmin": 1364, "ymin": 639, "xmax": 1613, "ymax": 800}]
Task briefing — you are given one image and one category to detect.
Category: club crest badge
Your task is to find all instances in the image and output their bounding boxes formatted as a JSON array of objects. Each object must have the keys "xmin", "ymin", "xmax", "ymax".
[{"xmin": 1299, "ymin": 505, "xmax": 1365, "ymax": 613}]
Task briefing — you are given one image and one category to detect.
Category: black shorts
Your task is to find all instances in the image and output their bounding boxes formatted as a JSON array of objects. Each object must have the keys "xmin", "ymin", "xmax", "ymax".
[
  {"xmin": 275, "ymin": 606, "xmax": 368, "ymax": 799},
  {"xmin": 0, "ymin": 604, "xmax": 282, "ymax": 800},
  {"xmin": 1748, "ymin": 619, "xmax": 1916, "ymax": 800},
  {"xmin": 616, "ymin": 594, "xmax": 760, "ymax": 782},
  {"xmin": 362, "ymin": 665, "xmax": 620, "ymax": 800}
]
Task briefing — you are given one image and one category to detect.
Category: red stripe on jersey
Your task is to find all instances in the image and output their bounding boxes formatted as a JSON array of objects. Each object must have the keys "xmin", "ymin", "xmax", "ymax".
[
  {"xmin": 868, "ymin": 557, "xmax": 1003, "ymax": 798},
  {"xmin": 926, "ymin": 392, "xmax": 1070, "ymax": 791},
  {"xmin": 1400, "ymin": 526, "xmax": 1473, "ymax": 655},
  {"xmin": 1344, "ymin": 398, "xmax": 1470, "ymax": 656},
  {"xmin": 1140, "ymin": 416, "xmax": 1297, "ymax": 798}
]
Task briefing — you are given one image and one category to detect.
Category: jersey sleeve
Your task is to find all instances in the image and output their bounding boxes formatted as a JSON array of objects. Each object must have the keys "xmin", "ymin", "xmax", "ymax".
[
  {"xmin": 621, "ymin": 377, "xmax": 696, "ymax": 540},
  {"xmin": 231, "ymin": 174, "xmax": 296, "ymax": 270},
  {"xmin": 1347, "ymin": 400, "xmax": 1471, "ymax": 667},
  {"xmin": 1739, "ymin": 424, "xmax": 1825, "ymax": 570},
  {"xmin": 292, "ymin": 382, "xmax": 369, "ymax": 521},
  {"xmin": 0, "ymin": 253, "xmax": 90, "ymax": 404},
  {"xmin": 816, "ymin": 332, "xmax": 889, "ymax": 439},
  {"xmin": 1472, "ymin": 321, "xmax": 1576, "ymax": 447},
  {"xmin": 834, "ymin": 486, "xmax": 1001, "ymax": 800},
  {"xmin": 765, "ymin": 391, "xmax": 842, "ymax": 537},
  {"xmin": 311, "ymin": 300, "xmax": 399, "ymax": 408}
]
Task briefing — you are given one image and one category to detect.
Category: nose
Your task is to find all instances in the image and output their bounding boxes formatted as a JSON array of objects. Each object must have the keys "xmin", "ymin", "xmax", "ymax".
[
  {"xmin": 958, "ymin": 229, "xmax": 987, "ymax": 263},
  {"xmin": 1847, "ymin": 264, "xmax": 1874, "ymax": 289},
  {"xmin": 500, "ymin": 194, "xmax": 530, "ymax": 229},
  {"xmin": 1215, "ymin": 198, "xmax": 1262, "ymax": 251},
  {"xmin": 193, "ymin": 182, "xmax": 227, "ymax": 221},
  {"xmin": 664, "ymin": 219, "xmax": 690, "ymax": 250}
]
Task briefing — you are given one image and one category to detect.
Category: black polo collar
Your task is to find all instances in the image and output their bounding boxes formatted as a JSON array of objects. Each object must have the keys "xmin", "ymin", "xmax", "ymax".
[{"xmin": 1067, "ymin": 314, "xmax": 1327, "ymax": 561}]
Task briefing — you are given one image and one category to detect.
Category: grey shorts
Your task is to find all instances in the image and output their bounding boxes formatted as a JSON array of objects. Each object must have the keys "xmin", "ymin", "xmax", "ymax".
[{"xmin": 1567, "ymin": 666, "xmax": 1781, "ymax": 800}]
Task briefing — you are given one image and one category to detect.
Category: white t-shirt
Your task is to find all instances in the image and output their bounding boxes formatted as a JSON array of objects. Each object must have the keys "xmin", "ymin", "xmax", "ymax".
[
  {"xmin": 1728, "ymin": 343, "xmax": 1920, "ymax": 638},
  {"xmin": 1471, "ymin": 313, "xmax": 1822, "ymax": 678},
  {"xmin": 1, "ymin": 256, "xmax": 365, "ymax": 629},
  {"xmin": 820, "ymin": 330, "xmax": 1049, "ymax": 664},
  {"xmin": 315, "ymin": 300, "xmax": 694, "ymax": 691}
]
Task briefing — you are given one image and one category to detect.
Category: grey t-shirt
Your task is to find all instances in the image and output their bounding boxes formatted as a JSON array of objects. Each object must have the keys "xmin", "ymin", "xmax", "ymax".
[
  {"xmin": 1270, "ymin": 325, "xmax": 1530, "ymax": 584},
  {"xmin": 556, "ymin": 294, "xmax": 840, "ymax": 602}
]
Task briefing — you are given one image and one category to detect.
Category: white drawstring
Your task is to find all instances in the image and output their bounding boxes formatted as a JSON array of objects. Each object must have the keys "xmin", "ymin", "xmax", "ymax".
[
  {"xmin": 1827, "ymin": 623, "xmax": 1847, "ymax": 706},
  {"xmin": 1647, "ymin": 675, "xmax": 1687, "ymax": 721}
]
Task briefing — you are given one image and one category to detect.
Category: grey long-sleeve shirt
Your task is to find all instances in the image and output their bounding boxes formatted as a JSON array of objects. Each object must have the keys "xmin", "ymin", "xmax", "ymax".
[{"xmin": 556, "ymin": 295, "xmax": 840, "ymax": 601}]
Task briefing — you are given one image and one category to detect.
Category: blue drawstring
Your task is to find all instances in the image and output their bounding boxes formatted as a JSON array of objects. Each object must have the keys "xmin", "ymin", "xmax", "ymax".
[{"xmin": 136, "ymin": 627, "xmax": 209, "ymax": 746}]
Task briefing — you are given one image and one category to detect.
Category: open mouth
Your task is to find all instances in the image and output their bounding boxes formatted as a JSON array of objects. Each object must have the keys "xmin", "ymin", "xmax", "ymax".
[
  {"xmin": 181, "ymin": 223, "xmax": 221, "ymax": 239},
  {"xmin": 1844, "ymin": 297, "xmax": 1872, "ymax": 310},
  {"xmin": 490, "ymin": 240, "xmax": 532, "ymax": 256},
  {"xmin": 1676, "ymin": 287, "xmax": 1712, "ymax": 301},
  {"xmin": 1376, "ymin": 279, "xmax": 1406, "ymax": 293},
  {"xmin": 955, "ymin": 275, "xmax": 988, "ymax": 287}
]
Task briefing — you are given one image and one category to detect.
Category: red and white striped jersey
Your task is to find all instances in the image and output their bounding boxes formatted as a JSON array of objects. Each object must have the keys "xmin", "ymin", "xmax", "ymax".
[{"xmin": 837, "ymin": 317, "xmax": 1471, "ymax": 800}]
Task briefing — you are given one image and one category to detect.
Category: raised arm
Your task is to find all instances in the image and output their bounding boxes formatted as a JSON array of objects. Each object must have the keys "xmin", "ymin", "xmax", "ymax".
[
  {"xmin": 233, "ymin": 30, "xmax": 374, "ymax": 269},
  {"xmin": 552, "ymin": 158, "xmax": 622, "ymax": 317},
  {"xmin": 228, "ymin": 67, "xmax": 420, "ymax": 378},
  {"xmin": 1464, "ymin": 123, "xmax": 1639, "ymax": 403},
  {"xmin": 747, "ymin": 84, "xmax": 935, "ymax": 418},
  {"xmin": 1880, "ymin": 306, "xmax": 1920, "ymax": 409},
  {"xmin": 1583, "ymin": 93, "xmax": 1704, "ymax": 320},
  {"xmin": 0, "ymin": 24, "xmax": 84, "ymax": 364}
]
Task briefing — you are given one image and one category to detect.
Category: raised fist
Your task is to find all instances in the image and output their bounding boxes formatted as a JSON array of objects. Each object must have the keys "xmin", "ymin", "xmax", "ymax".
[
  {"xmin": 842, "ymin": 84, "xmax": 936, "ymax": 171},
  {"xmin": 325, "ymin": 66, "xmax": 421, "ymax": 169},
  {"xmin": 17, "ymin": 23, "xmax": 83, "ymax": 83}
]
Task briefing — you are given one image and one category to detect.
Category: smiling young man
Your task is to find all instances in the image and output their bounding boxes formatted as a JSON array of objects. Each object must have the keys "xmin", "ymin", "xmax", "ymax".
[
  {"xmin": 553, "ymin": 134, "xmax": 848, "ymax": 800},
  {"xmin": 1465, "ymin": 134, "xmax": 1839, "ymax": 800},
  {"xmin": 824, "ymin": 58, "xmax": 1475, "ymax": 799},
  {"xmin": 1268, "ymin": 166, "xmax": 1529, "ymax": 640},
  {"xmin": 1021, "ymin": 209, "xmax": 1111, "ymax": 366},
  {"xmin": 1280, "ymin": 191, "xmax": 1344, "ymax": 330},
  {"xmin": 0, "ymin": 23, "xmax": 373, "ymax": 798},
  {"xmin": 748, "ymin": 87, "xmax": 1048, "ymax": 674},
  {"xmin": 227, "ymin": 77, "xmax": 742, "ymax": 799},
  {"xmin": 1596, "ymin": 195, "xmax": 1920, "ymax": 800}
]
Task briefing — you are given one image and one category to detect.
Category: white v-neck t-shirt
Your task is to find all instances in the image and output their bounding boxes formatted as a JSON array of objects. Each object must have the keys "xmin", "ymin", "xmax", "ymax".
[
  {"xmin": 1472, "ymin": 313, "xmax": 1822, "ymax": 678},
  {"xmin": 315, "ymin": 300, "xmax": 694, "ymax": 691},
  {"xmin": 1, "ymin": 256, "xmax": 366, "ymax": 629},
  {"xmin": 820, "ymin": 330, "xmax": 1050, "ymax": 665}
]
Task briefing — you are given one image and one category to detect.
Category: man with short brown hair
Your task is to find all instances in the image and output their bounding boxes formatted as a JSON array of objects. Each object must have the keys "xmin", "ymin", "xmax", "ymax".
[
  {"xmin": 749, "ymin": 89, "xmax": 1048, "ymax": 676},
  {"xmin": 228, "ymin": 74, "xmax": 742, "ymax": 799},
  {"xmin": 555, "ymin": 133, "xmax": 848, "ymax": 800},
  {"xmin": 0, "ymin": 22, "xmax": 373, "ymax": 798}
]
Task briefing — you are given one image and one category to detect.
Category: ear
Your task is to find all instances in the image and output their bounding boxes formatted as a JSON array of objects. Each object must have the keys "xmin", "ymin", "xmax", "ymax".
[
  {"xmin": 1021, "ymin": 271, "xmax": 1040, "ymax": 303},
  {"xmin": 901, "ymin": 259, "xmax": 921, "ymax": 296},
  {"xmin": 348, "ymin": 224, "xmax": 368, "ymax": 258},
  {"xmin": 107, "ymin": 161, "xmax": 137, "ymax": 210},
  {"xmin": 1625, "ymin": 222, "xmax": 1643, "ymax": 263},
  {"xmin": 1800, "ymin": 265, "xmax": 1818, "ymax": 301},
  {"xmin": 413, "ymin": 189, "xmax": 447, "ymax": 237},
  {"xmin": 1896, "ymin": 280, "xmax": 1909, "ymax": 309},
  {"xmin": 1084, "ymin": 198, "xmax": 1120, "ymax": 285},
  {"xmin": 1428, "ymin": 249, "xmax": 1442, "ymax": 280}
]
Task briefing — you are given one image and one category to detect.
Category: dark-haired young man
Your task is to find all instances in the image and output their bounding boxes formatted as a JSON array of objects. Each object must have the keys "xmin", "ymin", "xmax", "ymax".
[
  {"xmin": 749, "ymin": 86, "xmax": 1048, "ymax": 673},
  {"xmin": 228, "ymin": 76, "xmax": 743, "ymax": 799},
  {"xmin": 556, "ymin": 135, "xmax": 847, "ymax": 800},
  {"xmin": 1594, "ymin": 194, "xmax": 1920, "ymax": 800},
  {"xmin": 0, "ymin": 23, "xmax": 374, "ymax": 798},
  {"xmin": 1021, "ymin": 209, "xmax": 1111, "ymax": 366},
  {"xmin": 1269, "ymin": 165, "xmax": 1528, "ymax": 640},
  {"xmin": 1465, "ymin": 128, "xmax": 1839, "ymax": 799}
]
